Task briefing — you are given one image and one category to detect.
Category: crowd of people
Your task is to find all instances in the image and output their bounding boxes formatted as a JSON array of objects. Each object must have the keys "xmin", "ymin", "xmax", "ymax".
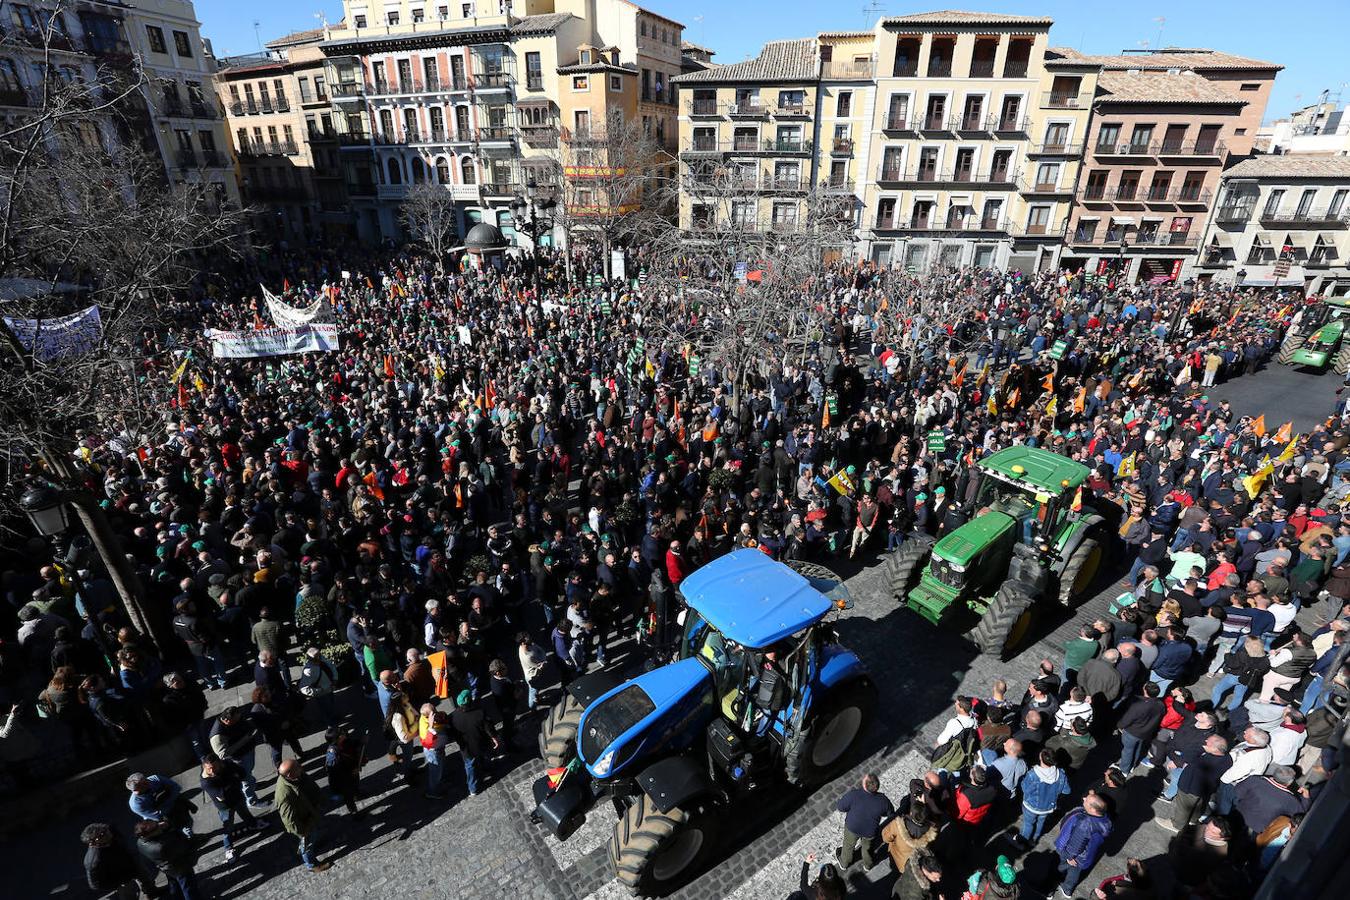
[{"xmin": 1, "ymin": 242, "xmax": 1346, "ymax": 899}]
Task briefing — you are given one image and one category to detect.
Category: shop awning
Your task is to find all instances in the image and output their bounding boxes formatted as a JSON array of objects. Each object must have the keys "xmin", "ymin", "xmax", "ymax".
[
  {"xmin": 1110, "ymin": 216, "xmax": 1134, "ymax": 224},
  {"xmin": 1209, "ymin": 231, "xmax": 1233, "ymax": 248}
]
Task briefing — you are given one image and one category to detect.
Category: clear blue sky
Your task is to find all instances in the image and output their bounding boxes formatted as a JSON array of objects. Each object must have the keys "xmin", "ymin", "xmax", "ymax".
[{"xmin": 197, "ymin": 0, "xmax": 1341, "ymax": 124}]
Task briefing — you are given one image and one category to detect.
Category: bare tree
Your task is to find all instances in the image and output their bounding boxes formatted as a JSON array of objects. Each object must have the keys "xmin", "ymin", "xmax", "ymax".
[
  {"xmin": 552, "ymin": 112, "xmax": 673, "ymax": 279},
  {"xmin": 0, "ymin": 5, "xmax": 247, "ymax": 647},
  {"xmin": 399, "ymin": 181, "xmax": 460, "ymax": 273},
  {"xmin": 637, "ymin": 167, "xmax": 857, "ymax": 399}
]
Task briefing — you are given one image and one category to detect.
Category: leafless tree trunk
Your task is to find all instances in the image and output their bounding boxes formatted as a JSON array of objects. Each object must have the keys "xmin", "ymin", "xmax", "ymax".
[{"xmin": 399, "ymin": 181, "xmax": 459, "ymax": 274}]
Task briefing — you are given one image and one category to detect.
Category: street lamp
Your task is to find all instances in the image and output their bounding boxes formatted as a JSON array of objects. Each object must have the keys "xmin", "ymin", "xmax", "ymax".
[
  {"xmin": 511, "ymin": 186, "xmax": 558, "ymax": 301},
  {"xmin": 1236, "ymin": 268, "xmax": 1248, "ymax": 287},
  {"xmin": 1117, "ymin": 238, "xmax": 1130, "ymax": 281},
  {"xmin": 20, "ymin": 483, "xmax": 71, "ymax": 536}
]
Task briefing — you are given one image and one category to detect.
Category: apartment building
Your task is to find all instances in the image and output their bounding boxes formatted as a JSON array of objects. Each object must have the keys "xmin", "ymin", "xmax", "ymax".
[
  {"xmin": 816, "ymin": 30, "xmax": 876, "ymax": 255},
  {"xmin": 1198, "ymin": 155, "xmax": 1350, "ymax": 296},
  {"xmin": 217, "ymin": 29, "xmax": 351, "ymax": 242},
  {"xmin": 124, "ymin": 0, "xmax": 239, "ymax": 204},
  {"xmin": 1055, "ymin": 47, "xmax": 1280, "ymax": 282},
  {"xmin": 672, "ymin": 39, "xmax": 820, "ymax": 238},
  {"xmin": 863, "ymin": 11, "xmax": 1093, "ymax": 271},
  {"xmin": 316, "ymin": 0, "xmax": 682, "ymax": 244}
]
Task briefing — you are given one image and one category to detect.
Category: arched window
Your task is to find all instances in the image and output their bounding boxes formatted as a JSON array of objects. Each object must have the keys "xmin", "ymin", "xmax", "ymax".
[
  {"xmin": 411, "ymin": 156, "xmax": 427, "ymax": 183},
  {"xmin": 435, "ymin": 156, "xmax": 450, "ymax": 184},
  {"xmin": 385, "ymin": 156, "xmax": 402, "ymax": 185},
  {"xmin": 460, "ymin": 156, "xmax": 476, "ymax": 184}
]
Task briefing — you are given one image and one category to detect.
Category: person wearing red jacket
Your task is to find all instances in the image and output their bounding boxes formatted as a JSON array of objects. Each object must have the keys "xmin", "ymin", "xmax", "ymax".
[{"xmin": 665, "ymin": 540, "xmax": 688, "ymax": 585}]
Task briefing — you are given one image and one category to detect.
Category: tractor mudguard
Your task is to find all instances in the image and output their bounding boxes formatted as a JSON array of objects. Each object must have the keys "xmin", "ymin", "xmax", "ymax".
[
  {"xmin": 817, "ymin": 645, "xmax": 867, "ymax": 691},
  {"xmin": 567, "ymin": 671, "xmax": 626, "ymax": 708},
  {"xmin": 1005, "ymin": 543, "xmax": 1051, "ymax": 596},
  {"xmin": 532, "ymin": 769, "xmax": 593, "ymax": 839},
  {"xmin": 636, "ymin": 755, "xmax": 719, "ymax": 814},
  {"xmin": 1051, "ymin": 514, "xmax": 1104, "ymax": 576}
]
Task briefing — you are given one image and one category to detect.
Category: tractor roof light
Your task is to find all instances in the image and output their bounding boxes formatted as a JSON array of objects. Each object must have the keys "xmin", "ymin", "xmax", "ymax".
[
  {"xmin": 1061, "ymin": 480, "xmax": 1070, "ymax": 488},
  {"xmin": 1011, "ymin": 465, "xmax": 1025, "ymax": 476}
]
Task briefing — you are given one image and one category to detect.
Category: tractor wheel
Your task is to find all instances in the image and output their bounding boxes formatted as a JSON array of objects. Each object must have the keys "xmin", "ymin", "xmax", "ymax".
[
  {"xmin": 968, "ymin": 583, "xmax": 1037, "ymax": 660},
  {"xmin": 1278, "ymin": 333, "xmax": 1305, "ymax": 365},
  {"xmin": 783, "ymin": 679, "xmax": 876, "ymax": 788},
  {"xmin": 610, "ymin": 793, "xmax": 716, "ymax": 896},
  {"xmin": 1335, "ymin": 342, "xmax": 1350, "ymax": 375},
  {"xmin": 539, "ymin": 691, "xmax": 585, "ymax": 769},
  {"xmin": 886, "ymin": 535, "xmax": 934, "ymax": 604},
  {"xmin": 1058, "ymin": 537, "xmax": 1104, "ymax": 606}
]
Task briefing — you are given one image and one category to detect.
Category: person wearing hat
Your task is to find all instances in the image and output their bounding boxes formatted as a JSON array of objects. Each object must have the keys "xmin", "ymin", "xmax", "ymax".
[
  {"xmin": 449, "ymin": 689, "xmax": 498, "ymax": 796},
  {"xmin": 962, "ymin": 855, "xmax": 1019, "ymax": 900}
]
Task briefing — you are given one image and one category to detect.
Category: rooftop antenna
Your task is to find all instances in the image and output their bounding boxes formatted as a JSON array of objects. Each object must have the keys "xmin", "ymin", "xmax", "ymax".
[
  {"xmin": 253, "ymin": 19, "xmax": 262, "ymax": 51},
  {"xmin": 1153, "ymin": 16, "xmax": 1166, "ymax": 51},
  {"xmin": 862, "ymin": 0, "xmax": 884, "ymax": 27}
]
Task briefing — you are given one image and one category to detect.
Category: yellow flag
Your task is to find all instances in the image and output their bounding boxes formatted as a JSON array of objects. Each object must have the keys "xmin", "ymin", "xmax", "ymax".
[
  {"xmin": 1118, "ymin": 452, "xmax": 1137, "ymax": 479},
  {"xmin": 827, "ymin": 469, "xmax": 856, "ymax": 496},
  {"xmin": 1045, "ymin": 395, "xmax": 1058, "ymax": 418},
  {"xmin": 987, "ymin": 394, "xmax": 998, "ymax": 416},
  {"xmin": 645, "ymin": 359, "xmax": 656, "ymax": 378},
  {"xmin": 193, "ymin": 374, "xmax": 206, "ymax": 394},
  {"xmin": 1277, "ymin": 437, "xmax": 1299, "ymax": 463},
  {"xmin": 170, "ymin": 355, "xmax": 189, "ymax": 383},
  {"xmin": 1242, "ymin": 457, "xmax": 1275, "ymax": 498}
]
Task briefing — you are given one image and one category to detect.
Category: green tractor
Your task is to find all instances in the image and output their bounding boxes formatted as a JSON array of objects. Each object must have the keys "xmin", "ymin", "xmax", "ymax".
[
  {"xmin": 1279, "ymin": 297, "xmax": 1350, "ymax": 373},
  {"xmin": 886, "ymin": 446, "xmax": 1106, "ymax": 659}
]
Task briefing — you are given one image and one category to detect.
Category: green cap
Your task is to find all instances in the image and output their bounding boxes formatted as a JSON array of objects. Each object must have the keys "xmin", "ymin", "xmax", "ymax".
[{"xmin": 994, "ymin": 856, "xmax": 1016, "ymax": 885}]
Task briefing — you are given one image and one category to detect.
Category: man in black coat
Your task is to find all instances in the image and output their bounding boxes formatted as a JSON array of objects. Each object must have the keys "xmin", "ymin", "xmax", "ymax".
[
  {"xmin": 200, "ymin": 756, "xmax": 267, "ymax": 861},
  {"xmin": 450, "ymin": 690, "xmax": 499, "ymax": 796},
  {"xmin": 82, "ymin": 822, "xmax": 155, "ymax": 899}
]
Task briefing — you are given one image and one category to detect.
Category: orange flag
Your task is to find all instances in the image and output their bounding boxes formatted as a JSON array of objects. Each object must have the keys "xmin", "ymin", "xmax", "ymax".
[
  {"xmin": 362, "ymin": 470, "xmax": 385, "ymax": 502},
  {"xmin": 1073, "ymin": 387, "xmax": 1087, "ymax": 413},
  {"xmin": 485, "ymin": 381, "xmax": 497, "ymax": 411},
  {"xmin": 952, "ymin": 361, "xmax": 967, "ymax": 388},
  {"xmin": 1008, "ymin": 387, "xmax": 1021, "ymax": 409},
  {"xmin": 1042, "ymin": 372, "xmax": 1054, "ymax": 393},
  {"xmin": 384, "ymin": 354, "xmax": 396, "ymax": 379},
  {"xmin": 822, "ymin": 404, "xmax": 830, "ymax": 428},
  {"xmin": 1272, "ymin": 420, "xmax": 1292, "ymax": 444},
  {"xmin": 1252, "ymin": 414, "xmax": 1266, "ymax": 438}
]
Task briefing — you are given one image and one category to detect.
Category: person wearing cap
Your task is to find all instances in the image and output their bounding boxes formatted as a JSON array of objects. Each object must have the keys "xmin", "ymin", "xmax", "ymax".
[{"xmin": 449, "ymin": 689, "xmax": 498, "ymax": 796}]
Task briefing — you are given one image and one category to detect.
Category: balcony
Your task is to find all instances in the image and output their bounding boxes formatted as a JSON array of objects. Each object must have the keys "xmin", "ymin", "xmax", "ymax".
[
  {"xmin": 765, "ymin": 138, "xmax": 812, "ymax": 154},
  {"xmin": 481, "ymin": 181, "xmax": 518, "ymax": 196},
  {"xmin": 823, "ymin": 177, "xmax": 854, "ymax": 193},
  {"xmin": 882, "ymin": 116, "xmax": 916, "ymax": 133},
  {"xmin": 371, "ymin": 131, "xmax": 412, "ymax": 146},
  {"xmin": 175, "ymin": 150, "xmax": 197, "ymax": 168},
  {"xmin": 1080, "ymin": 187, "xmax": 1111, "ymax": 203},
  {"xmin": 729, "ymin": 101, "xmax": 767, "ymax": 118},
  {"xmin": 259, "ymin": 99, "xmax": 274, "ymax": 114},
  {"xmin": 831, "ymin": 137, "xmax": 853, "ymax": 155},
  {"xmin": 337, "ymin": 131, "xmax": 370, "ymax": 146},
  {"xmin": 821, "ymin": 60, "xmax": 874, "ymax": 80},
  {"xmin": 190, "ymin": 101, "xmax": 214, "ymax": 119},
  {"xmin": 1003, "ymin": 61, "xmax": 1030, "ymax": 78},
  {"xmin": 369, "ymin": 81, "xmax": 391, "ymax": 96},
  {"xmin": 1214, "ymin": 206, "xmax": 1250, "ymax": 223},
  {"xmin": 775, "ymin": 102, "xmax": 809, "ymax": 118},
  {"xmin": 765, "ymin": 177, "xmax": 804, "ymax": 192},
  {"xmin": 688, "ymin": 98, "xmax": 720, "ymax": 116},
  {"xmin": 474, "ymin": 72, "xmax": 513, "ymax": 91},
  {"xmin": 878, "ymin": 168, "xmax": 1015, "ymax": 187},
  {"xmin": 448, "ymin": 75, "xmax": 470, "ymax": 91},
  {"xmin": 423, "ymin": 76, "xmax": 443, "ymax": 92},
  {"xmin": 680, "ymin": 138, "xmax": 812, "ymax": 156},
  {"xmin": 201, "ymin": 149, "xmax": 221, "ymax": 167},
  {"xmin": 1094, "ymin": 142, "xmax": 1154, "ymax": 157},
  {"xmin": 1041, "ymin": 91, "xmax": 1089, "ymax": 109},
  {"xmin": 1028, "ymin": 142, "xmax": 1082, "ymax": 156},
  {"xmin": 275, "ymin": 97, "xmax": 291, "ymax": 112},
  {"xmin": 1144, "ymin": 185, "xmax": 1176, "ymax": 203},
  {"xmin": 1019, "ymin": 176, "xmax": 1070, "ymax": 195},
  {"xmin": 957, "ymin": 114, "xmax": 989, "ymax": 132},
  {"xmin": 769, "ymin": 219, "xmax": 801, "ymax": 233},
  {"xmin": 1260, "ymin": 208, "xmax": 1350, "ymax": 228},
  {"xmin": 920, "ymin": 114, "xmax": 952, "ymax": 131},
  {"xmin": 993, "ymin": 116, "xmax": 1028, "ymax": 133},
  {"xmin": 1011, "ymin": 221, "xmax": 1068, "ymax": 238},
  {"xmin": 1129, "ymin": 232, "xmax": 1199, "ymax": 248},
  {"xmin": 307, "ymin": 126, "xmax": 338, "ymax": 142},
  {"xmin": 331, "ymin": 82, "xmax": 363, "ymax": 99},
  {"xmin": 476, "ymin": 126, "xmax": 514, "ymax": 143},
  {"xmin": 396, "ymin": 77, "xmax": 421, "ymax": 94},
  {"xmin": 969, "ymin": 60, "xmax": 996, "ymax": 78},
  {"xmin": 1156, "ymin": 140, "xmax": 1226, "ymax": 158},
  {"xmin": 927, "ymin": 60, "xmax": 953, "ymax": 78},
  {"xmin": 161, "ymin": 97, "xmax": 186, "ymax": 117},
  {"xmin": 519, "ymin": 125, "xmax": 558, "ymax": 147}
]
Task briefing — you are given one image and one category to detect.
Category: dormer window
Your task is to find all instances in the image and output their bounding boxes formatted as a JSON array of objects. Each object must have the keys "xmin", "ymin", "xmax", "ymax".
[{"xmin": 580, "ymin": 49, "xmax": 592, "ymax": 64}]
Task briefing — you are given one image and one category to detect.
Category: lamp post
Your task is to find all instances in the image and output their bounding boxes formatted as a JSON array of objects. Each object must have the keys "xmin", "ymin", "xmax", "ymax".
[
  {"xmin": 1117, "ymin": 237, "xmax": 1130, "ymax": 283},
  {"xmin": 510, "ymin": 186, "xmax": 557, "ymax": 303},
  {"xmin": 1237, "ymin": 267, "xmax": 1248, "ymax": 287}
]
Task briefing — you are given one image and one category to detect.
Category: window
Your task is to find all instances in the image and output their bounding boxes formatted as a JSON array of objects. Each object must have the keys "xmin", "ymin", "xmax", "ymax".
[
  {"xmin": 886, "ymin": 94, "xmax": 909, "ymax": 129},
  {"xmin": 880, "ymin": 146, "xmax": 902, "ymax": 178},
  {"xmin": 462, "ymin": 3, "xmax": 472, "ymax": 17},
  {"xmin": 1084, "ymin": 170, "xmax": 1108, "ymax": 200},
  {"xmin": 173, "ymin": 30, "xmax": 191, "ymax": 58},
  {"xmin": 461, "ymin": 156, "xmax": 476, "ymax": 184},
  {"xmin": 1295, "ymin": 188, "xmax": 1317, "ymax": 219},
  {"xmin": 837, "ymin": 91, "xmax": 851, "ymax": 117},
  {"xmin": 298, "ymin": 76, "xmax": 311, "ymax": 102},
  {"xmin": 526, "ymin": 52, "xmax": 542, "ymax": 89},
  {"xmin": 283, "ymin": 124, "xmax": 295, "ymax": 148},
  {"xmin": 1043, "ymin": 122, "xmax": 1069, "ymax": 150},
  {"xmin": 146, "ymin": 25, "xmax": 166, "ymax": 53},
  {"xmin": 439, "ymin": 7, "xmax": 449, "ymax": 20},
  {"xmin": 1263, "ymin": 189, "xmax": 1285, "ymax": 218},
  {"xmin": 1240, "ymin": 83, "xmax": 1261, "ymax": 91},
  {"xmin": 436, "ymin": 157, "xmax": 450, "ymax": 183},
  {"xmin": 640, "ymin": 21, "xmax": 647, "ymax": 36},
  {"xmin": 610, "ymin": 74, "xmax": 622, "ymax": 92},
  {"xmin": 1035, "ymin": 162, "xmax": 1059, "ymax": 189},
  {"xmin": 354, "ymin": 15, "xmax": 367, "ymax": 27},
  {"xmin": 1329, "ymin": 190, "xmax": 1347, "ymax": 217},
  {"xmin": 1096, "ymin": 123, "xmax": 1121, "ymax": 150},
  {"xmin": 1074, "ymin": 219, "xmax": 1098, "ymax": 242},
  {"xmin": 574, "ymin": 109, "xmax": 590, "ymax": 136},
  {"xmin": 579, "ymin": 49, "xmax": 592, "ymax": 64},
  {"xmin": 412, "ymin": 8, "xmax": 424, "ymax": 22},
  {"xmin": 876, "ymin": 197, "xmax": 896, "ymax": 228},
  {"xmin": 1129, "ymin": 124, "xmax": 1154, "ymax": 151},
  {"xmin": 572, "ymin": 75, "xmax": 588, "ymax": 91},
  {"xmin": 315, "ymin": 76, "xmax": 326, "ymax": 100},
  {"xmin": 387, "ymin": 12, "xmax": 400, "ymax": 25}
]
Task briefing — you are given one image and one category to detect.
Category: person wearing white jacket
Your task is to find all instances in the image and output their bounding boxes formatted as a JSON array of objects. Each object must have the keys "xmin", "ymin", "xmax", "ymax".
[{"xmin": 1216, "ymin": 728, "xmax": 1273, "ymax": 815}]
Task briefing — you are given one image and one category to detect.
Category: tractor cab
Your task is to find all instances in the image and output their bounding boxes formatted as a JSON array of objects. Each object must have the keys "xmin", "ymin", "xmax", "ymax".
[{"xmin": 1284, "ymin": 299, "xmax": 1350, "ymax": 371}]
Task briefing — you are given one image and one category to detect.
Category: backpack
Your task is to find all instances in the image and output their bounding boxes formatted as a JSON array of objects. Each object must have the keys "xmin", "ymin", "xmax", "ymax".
[{"xmin": 930, "ymin": 726, "xmax": 980, "ymax": 771}]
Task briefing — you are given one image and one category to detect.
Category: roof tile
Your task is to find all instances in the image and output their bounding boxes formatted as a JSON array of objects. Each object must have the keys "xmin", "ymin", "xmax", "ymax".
[
  {"xmin": 672, "ymin": 38, "xmax": 816, "ymax": 84},
  {"xmin": 1224, "ymin": 155, "xmax": 1350, "ymax": 179},
  {"xmin": 1096, "ymin": 70, "xmax": 1244, "ymax": 105}
]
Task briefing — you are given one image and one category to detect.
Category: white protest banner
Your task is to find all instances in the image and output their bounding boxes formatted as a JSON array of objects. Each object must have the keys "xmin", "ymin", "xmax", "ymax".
[
  {"xmin": 3, "ymin": 305, "xmax": 102, "ymax": 361},
  {"xmin": 263, "ymin": 284, "xmax": 326, "ymax": 326},
  {"xmin": 205, "ymin": 324, "xmax": 339, "ymax": 358},
  {"xmin": 456, "ymin": 325, "xmax": 473, "ymax": 346}
]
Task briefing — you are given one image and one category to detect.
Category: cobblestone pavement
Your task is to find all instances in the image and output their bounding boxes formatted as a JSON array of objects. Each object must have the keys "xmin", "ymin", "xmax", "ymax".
[{"xmin": 8, "ymin": 363, "xmax": 1341, "ymax": 899}]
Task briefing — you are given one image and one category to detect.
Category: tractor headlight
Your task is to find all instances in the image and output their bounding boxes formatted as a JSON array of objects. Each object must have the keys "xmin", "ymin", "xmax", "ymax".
[
  {"xmin": 592, "ymin": 749, "xmax": 617, "ymax": 777},
  {"xmin": 948, "ymin": 563, "xmax": 966, "ymax": 573}
]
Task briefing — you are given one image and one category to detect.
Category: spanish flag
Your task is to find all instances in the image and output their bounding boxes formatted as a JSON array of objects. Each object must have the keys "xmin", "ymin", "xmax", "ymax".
[{"xmin": 1070, "ymin": 485, "xmax": 1083, "ymax": 512}]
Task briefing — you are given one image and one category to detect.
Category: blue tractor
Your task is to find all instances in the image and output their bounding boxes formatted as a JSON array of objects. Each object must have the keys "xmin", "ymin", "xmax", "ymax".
[{"xmin": 532, "ymin": 549, "xmax": 875, "ymax": 895}]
